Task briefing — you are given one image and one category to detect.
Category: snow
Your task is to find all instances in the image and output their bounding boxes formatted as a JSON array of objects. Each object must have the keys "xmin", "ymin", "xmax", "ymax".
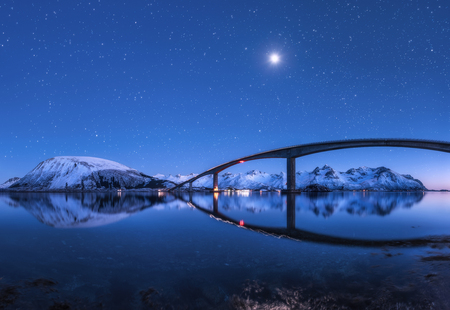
[
  {"xmin": 6, "ymin": 156, "xmax": 426, "ymax": 192},
  {"xmin": 156, "ymin": 173, "xmax": 199, "ymax": 184},
  {"xmin": 0, "ymin": 177, "xmax": 21, "ymax": 189},
  {"xmin": 161, "ymin": 165, "xmax": 426, "ymax": 191},
  {"xmin": 9, "ymin": 156, "xmax": 171, "ymax": 191}
]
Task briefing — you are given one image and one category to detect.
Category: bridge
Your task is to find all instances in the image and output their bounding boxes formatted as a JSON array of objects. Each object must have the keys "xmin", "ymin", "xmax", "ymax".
[{"xmin": 169, "ymin": 138, "xmax": 450, "ymax": 192}]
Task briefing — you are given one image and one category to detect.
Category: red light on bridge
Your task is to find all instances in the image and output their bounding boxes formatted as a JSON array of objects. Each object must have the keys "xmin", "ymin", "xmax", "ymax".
[
  {"xmin": 239, "ymin": 161, "xmax": 244, "ymax": 163},
  {"xmin": 239, "ymin": 220, "xmax": 244, "ymax": 226}
]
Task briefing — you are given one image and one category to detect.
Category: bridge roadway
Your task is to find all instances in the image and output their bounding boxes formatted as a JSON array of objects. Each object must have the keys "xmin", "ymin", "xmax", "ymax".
[{"xmin": 169, "ymin": 138, "xmax": 450, "ymax": 192}]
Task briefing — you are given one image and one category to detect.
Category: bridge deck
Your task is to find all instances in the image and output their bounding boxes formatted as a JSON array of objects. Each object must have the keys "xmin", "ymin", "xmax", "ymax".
[{"xmin": 169, "ymin": 138, "xmax": 450, "ymax": 191}]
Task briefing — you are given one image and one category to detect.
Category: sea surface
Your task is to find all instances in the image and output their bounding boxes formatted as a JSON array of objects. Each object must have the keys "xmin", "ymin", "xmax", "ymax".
[{"xmin": 0, "ymin": 191, "xmax": 450, "ymax": 309}]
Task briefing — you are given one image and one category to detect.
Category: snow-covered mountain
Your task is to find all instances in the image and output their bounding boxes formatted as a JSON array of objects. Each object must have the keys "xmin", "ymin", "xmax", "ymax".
[
  {"xmin": 0, "ymin": 177, "xmax": 20, "ymax": 189},
  {"xmin": 3, "ymin": 157, "xmax": 426, "ymax": 191},
  {"xmin": 159, "ymin": 165, "xmax": 426, "ymax": 191},
  {"xmin": 156, "ymin": 173, "xmax": 199, "ymax": 184},
  {"xmin": 156, "ymin": 170, "xmax": 285, "ymax": 190},
  {"xmin": 8, "ymin": 156, "xmax": 174, "ymax": 191},
  {"xmin": 296, "ymin": 165, "xmax": 426, "ymax": 191}
]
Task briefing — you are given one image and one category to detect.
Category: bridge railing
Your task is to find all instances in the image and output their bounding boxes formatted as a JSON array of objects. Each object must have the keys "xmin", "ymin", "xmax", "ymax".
[{"xmin": 249, "ymin": 138, "xmax": 450, "ymax": 158}]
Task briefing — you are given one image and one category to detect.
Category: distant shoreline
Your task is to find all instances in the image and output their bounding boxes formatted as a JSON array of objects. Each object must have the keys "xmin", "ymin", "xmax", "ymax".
[{"xmin": 1, "ymin": 188, "xmax": 445, "ymax": 193}]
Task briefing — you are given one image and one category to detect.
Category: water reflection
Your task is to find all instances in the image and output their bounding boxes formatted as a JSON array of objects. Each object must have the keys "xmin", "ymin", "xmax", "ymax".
[
  {"xmin": 180, "ymin": 191, "xmax": 450, "ymax": 247},
  {"xmin": 1, "ymin": 191, "xmax": 448, "ymax": 247},
  {"xmin": 187, "ymin": 191, "xmax": 425, "ymax": 217},
  {"xmin": 304, "ymin": 191, "xmax": 425, "ymax": 217},
  {"xmin": 1, "ymin": 192, "xmax": 172, "ymax": 228},
  {"xmin": 0, "ymin": 191, "xmax": 449, "ymax": 309}
]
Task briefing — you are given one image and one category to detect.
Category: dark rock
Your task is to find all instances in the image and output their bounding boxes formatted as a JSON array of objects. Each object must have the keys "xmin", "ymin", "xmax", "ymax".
[
  {"xmin": 302, "ymin": 184, "xmax": 332, "ymax": 192},
  {"xmin": 420, "ymin": 254, "xmax": 450, "ymax": 262},
  {"xmin": 0, "ymin": 285, "xmax": 20, "ymax": 307},
  {"xmin": 49, "ymin": 301, "xmax": 71, "ymax": 310},
  {"xmin": 26, "ymin": 278, "xmax": 58, "ymax": 293}
]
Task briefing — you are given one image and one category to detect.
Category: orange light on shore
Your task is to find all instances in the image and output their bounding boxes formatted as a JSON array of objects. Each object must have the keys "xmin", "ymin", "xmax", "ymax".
[
  {"xmin": 239, "ymin": 161, "xmax": 244, "ymax": 163},
  {"xmin": 239, "ymin": 220, "xmax": 244, "ymax": 226}
]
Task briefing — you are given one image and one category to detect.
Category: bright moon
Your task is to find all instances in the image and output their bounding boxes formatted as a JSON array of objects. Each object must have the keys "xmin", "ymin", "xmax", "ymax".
[{"xmin": 270, "ymin": 54, "xmax": 280, "ymax": 64}]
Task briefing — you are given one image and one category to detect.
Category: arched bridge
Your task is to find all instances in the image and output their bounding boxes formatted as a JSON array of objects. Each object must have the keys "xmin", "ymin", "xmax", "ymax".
[{"xmin": 169, "ymin": 138, "xmax": 450, "ymax": 192}]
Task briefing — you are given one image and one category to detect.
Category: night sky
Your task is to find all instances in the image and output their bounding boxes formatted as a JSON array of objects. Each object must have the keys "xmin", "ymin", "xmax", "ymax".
[{"xmin": 1, "ymin": 0, "xmax": 449, "ymax": 189}]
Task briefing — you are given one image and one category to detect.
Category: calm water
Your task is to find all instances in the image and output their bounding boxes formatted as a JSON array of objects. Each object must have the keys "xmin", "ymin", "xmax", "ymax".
[{"xmin": 1, "ymin": 191, "xmax": 450, "ymax": 309}]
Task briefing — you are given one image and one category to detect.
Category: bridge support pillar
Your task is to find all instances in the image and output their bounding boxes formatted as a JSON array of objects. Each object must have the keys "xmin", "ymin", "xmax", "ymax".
[
  {"xmin": 189, "ymin": 182, "xmax": 192, "ymax": 192},
  {"xmin": 213, "ymin": 173, "xmax": 219, "ymax": 191},
  {"xmin": 286, "ymin": 157, "xmax": 296, "ymax": 191}
]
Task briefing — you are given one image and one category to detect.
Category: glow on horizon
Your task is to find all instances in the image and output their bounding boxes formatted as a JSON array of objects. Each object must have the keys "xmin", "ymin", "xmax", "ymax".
[{"xmin": 219, "ymin": 148, "xmax": 450, "ymax": 191}]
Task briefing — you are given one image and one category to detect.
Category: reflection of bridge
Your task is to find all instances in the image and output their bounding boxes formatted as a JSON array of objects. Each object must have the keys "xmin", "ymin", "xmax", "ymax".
[
  {"xmin": 178, "ymin": 193, "xmax": 450, "ymax": 248},
  {"xmin": 170, "ymin": 138, "xmax": 450, "ymax": 192}
]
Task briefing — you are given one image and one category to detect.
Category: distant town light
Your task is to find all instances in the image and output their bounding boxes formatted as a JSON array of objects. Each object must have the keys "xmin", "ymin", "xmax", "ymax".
[
  {"xmin": 239, "ymin": 161, "xmax": 244, "ymax": 163},
  {"xmin": 239, "ymin": 220, "xmax": 244, "ymax": 226}
]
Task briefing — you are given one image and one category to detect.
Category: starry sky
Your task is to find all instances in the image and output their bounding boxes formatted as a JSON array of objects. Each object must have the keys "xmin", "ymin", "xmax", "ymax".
[{"xmin": 1, "ymin": 0, "xmax": 449, "ymax": 189}]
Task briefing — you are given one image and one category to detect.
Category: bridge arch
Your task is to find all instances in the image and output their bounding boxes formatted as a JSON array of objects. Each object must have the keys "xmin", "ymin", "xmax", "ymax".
[{"xmin": 169, "ymin": 138, "xmax": 450, "ymax": 191}]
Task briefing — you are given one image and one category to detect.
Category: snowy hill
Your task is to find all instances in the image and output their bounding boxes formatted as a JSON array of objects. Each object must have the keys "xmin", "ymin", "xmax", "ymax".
[
  {"xmin": 0, "ymin": 177, "xmax": 21, "ymax": 189},
  {"xmin": 9, "ymin": 156, "xmax": 174, "ymax": 191},
  {"xmin": 156, "ymin": 170, "xmax": 284, "ymax": 190},
  {"xmin": 158, "ymin": 165, "xmax": 426, "ymax": 191},
  {"xmin": 4, "ymin": 157, "xmax": 426, "ymax": 192},
  {"xmin": 296, "ymin": 165, "xmax": 426, "ymax": 191},
  {"xmin": 157, "ymin": 173, "xmax": 199, "ymax": 184}
]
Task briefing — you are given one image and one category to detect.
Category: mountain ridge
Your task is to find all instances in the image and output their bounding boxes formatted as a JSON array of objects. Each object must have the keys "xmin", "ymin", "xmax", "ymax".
[
  {"xmin": 156, "ymin": 164, "xmax": 427, "ymax": 191},
  {"xmin": 2, "ymin": 157, "xmax": 427, "ymax": 191},
  {"xmin": 7, "ymin": 156, "xmax": 175, "ymax": 191}
]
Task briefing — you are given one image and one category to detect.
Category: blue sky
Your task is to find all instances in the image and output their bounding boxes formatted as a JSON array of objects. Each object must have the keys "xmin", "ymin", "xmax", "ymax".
[{"xmin": 1, "ymin": 0, "xmax": 449, "ymax": 189}]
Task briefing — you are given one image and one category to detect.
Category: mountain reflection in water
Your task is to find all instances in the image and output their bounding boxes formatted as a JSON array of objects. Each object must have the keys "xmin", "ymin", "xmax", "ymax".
[
  {"xmin": 178, "ymin": 191, "xmax": 450, "ymax": 246},
  {"xmin": 187, "ymin": 191, "xmax": 425, "ymax": 217},
  {"xmin": 2, "ymin": 192, "xmax": 173, "ymax": 228},
  {"xmin": 2, "ymin": 191, "xmax": 447, "ymax": 246},
  {"xmin": 2, "ymin": 191, "xmax": 425, "ymax": 229},
  {"xmin": 0, "ymin": 191, "xmax": 450, "ymax": 309}
]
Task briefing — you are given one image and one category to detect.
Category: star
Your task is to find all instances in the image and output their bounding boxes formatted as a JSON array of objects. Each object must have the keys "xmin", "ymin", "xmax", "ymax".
[{"xmin": 269, "ymin": 53, "xmax": 280, "ymax": 64}]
